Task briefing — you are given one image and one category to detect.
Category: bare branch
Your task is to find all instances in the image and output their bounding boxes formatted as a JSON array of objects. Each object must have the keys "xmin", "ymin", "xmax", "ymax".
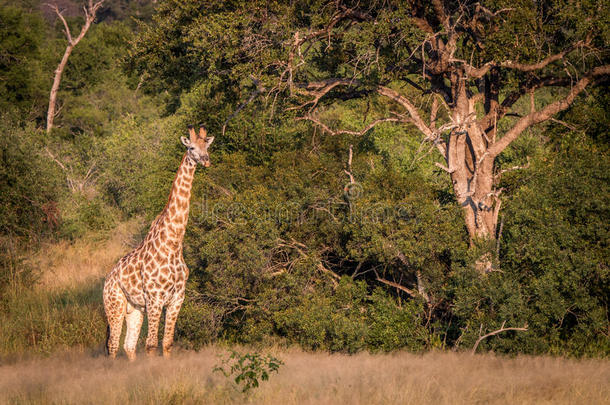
[
  {"xmin": 376, "ymin": 85, "xmax": 434, "ymax": 138},
  {"xmin": 549, "ymin": 118, "xmax": 578, "ymax": 131},
  {"xmin": 496, "ymin": 215, "xmax": 504, "ymax": 259},
  {"xmin": 291, "ymin": 78, "xmax": 357, "ymax": 111},
  {"xmin": 222, "ymin": 77, "xmax": 264, "ymax": 136},
  {"xmin": 46, "ymin": 4, "xmax": 73, "ymax": 43},
  {"xmin": 435, "ymin": 162, "xmax": 455, "ymax": 173},
  {"xmin": 501, "ymin": 46, "xmax": 584, "ymax": 72},
  {"xmin": 430, "ymin": 96, "xmax": 439, "ymax": 129},
  {"xmin": 277, "ymin": 238, "xmax": 340, "ymax": 287},
  {"xmin": 471, "ymin": 321, "xmax": 528, "ymax": 354},
  {"xmin": 478, "ymin": 76, "xmax": 572, "ymax": 131},
  {"xmin": 464, "ymin": 40, "xmax": 590, "ymax": 78},
  {"xmin": 318, "ymin": 262, "xmax": 341, "ymax": 283},
  {"xmin": 292, "ymin": 80, "xmax": 435, "ymax": 141},
  {"xmin": 374, "ymin": 274, "xmax": 416, "ymax": 297},
  {"xmin": 495, "ymin": 157, "xmax": 530, "ymax": 181},
  {"xmin": 44, "ymin": 147, "xmax": 76, "ymax": 191},
  {"xmin": 488, "ymin": 64, "xmax": 610, "ymax": 156},
  {"xmin": 344, "ymin": 144, "xmax": 355, "ymax": 184},
  {"xmin": 297, "ymin": 114, "xmax": 404, "ymax": 136}
]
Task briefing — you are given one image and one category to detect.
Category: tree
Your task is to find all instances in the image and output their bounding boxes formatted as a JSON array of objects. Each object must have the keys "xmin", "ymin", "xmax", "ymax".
[
  {"xmin": 264, "ymin": 1, "xmax": 609, "ymax": 262},
  {"xmin": 129, "ymin": 1, "xmax": 609, "ymax": 272},
  {"xmin": 46, "ymin": 0, "xmax": 104, "ymax": 133}
]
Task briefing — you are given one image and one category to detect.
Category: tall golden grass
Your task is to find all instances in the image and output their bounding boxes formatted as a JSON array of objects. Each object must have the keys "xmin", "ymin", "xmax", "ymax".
[
  {"xmin": 32, "ymin": 218, "xmax": 143, "ymax": 291},
  {"xmin": 0, "ymin": 220, "xmax": 142, "ymax": 357},
  {"xmin": 1, "ymin": 220, "xmax": 609, "ymax": 404},
  {"xmin": 0, "ymin": 347, "xmax": 608, "ymax": 404}
]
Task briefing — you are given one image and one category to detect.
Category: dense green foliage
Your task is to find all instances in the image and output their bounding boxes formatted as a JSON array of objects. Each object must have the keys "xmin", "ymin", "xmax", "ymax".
[
  {"xmin": 0, "ymin": 5, "xmax": 48, "ymax": 117},
  {"xmin": 0, "ymin": 1, "xmax": 608, "ymax": 357}
]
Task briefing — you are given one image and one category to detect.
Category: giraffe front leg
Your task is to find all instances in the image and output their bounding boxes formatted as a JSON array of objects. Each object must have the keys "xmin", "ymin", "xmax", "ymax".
[
  {"xmin": 145, "ymin": 301, "xmax": 163, "ymax": 356},
  {"xmin": 162, "ymin": 296, "xmax": 185, "ymax": 358}
]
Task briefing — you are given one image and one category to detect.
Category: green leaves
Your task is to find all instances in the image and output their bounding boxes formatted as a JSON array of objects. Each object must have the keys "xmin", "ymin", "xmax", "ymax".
[
  {"xmin": 0, "ymin": 5, "xmax": 47, "ymax": 116},
  {"xmin": 213, "ymin": 350, "xmax": 283, "ymax": 393}
]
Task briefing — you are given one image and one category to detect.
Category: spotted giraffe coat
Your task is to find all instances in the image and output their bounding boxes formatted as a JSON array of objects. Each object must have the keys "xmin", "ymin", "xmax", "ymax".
[{"xmin": 104, "ymin": 126, "xmax": 212, "ymax": 360}]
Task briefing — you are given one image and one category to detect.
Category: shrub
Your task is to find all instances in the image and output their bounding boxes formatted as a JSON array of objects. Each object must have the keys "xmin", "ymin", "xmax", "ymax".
[{"xmin": 213, "ymin": 350, "xmax": 283, "ymax": 393}]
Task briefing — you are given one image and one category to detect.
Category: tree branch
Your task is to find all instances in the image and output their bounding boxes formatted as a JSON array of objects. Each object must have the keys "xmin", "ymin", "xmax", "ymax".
[
  {"xmin": 376, "ymin": 85, "xmax": 434, "ymax": 138},
  {"xmin": 344, "ymin": 144, "xmax": 355, "ymax": 184},
  {"xmin": 297, "ymin": 114, "xmax": 405, "ymax": 136},
  {"xmin": 465, "ymin": 40, "xmax": 589, "ymax": 78},
  {"xmin": 431, "ymin": 0, "xmax": 449, "ymax": 30},
  {"xmin": 47, "ymin": 4, "xmax": 73, "ymax": 44},
  {"xmin": 494, "ymin": 157, "xmax": 530, "ymax": 181},
  {"xmin": 374, "ymin": 273, "xmax": 416, "ymax": 297},
  {"xmin": 488, "ymin": 65, "xmax": 610, "ymax": 156},
  {"xmin": 471, "ymin": 321, "xmax": 528, "ymax": 354},
  {"xmin": 291, "ymin": 78, "xmax": 358, "ymax": 111},
  {"xmin": 222, "ymin": 77, "xmax": 264, "ymax": 136},
  {"xmin": 478, "ymin": 76, "xmax": 572, "ymax": 132}
]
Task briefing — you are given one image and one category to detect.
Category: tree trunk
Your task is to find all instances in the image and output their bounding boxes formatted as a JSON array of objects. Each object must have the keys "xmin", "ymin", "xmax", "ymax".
[
  {"xmin": 450, "ymin": 136, "xmax": 497, "ymax": 273},
  {"xmin": 46, "ymin": 45, "xmax": 74, "ymax": 133},
  {"xmin": 448, "ymin": 84, "xmax": 500, "ymax": 272},
  {"xmin": 449, "ymin": 77, "xmax": 498, "ymax": 237},
  {"xmin": 450, "ymin": 154, "xmax": 497, "ymax": 241},
  {"xmin": 46, "ymin": 1, "xmax": 102, "ymax": 133}
]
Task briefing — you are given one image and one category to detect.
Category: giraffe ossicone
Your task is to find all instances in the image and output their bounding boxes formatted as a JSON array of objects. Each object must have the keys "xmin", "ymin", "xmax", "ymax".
[{"xmin": 103, "ymin": 125, "xmax": 214, "ymax": 360}]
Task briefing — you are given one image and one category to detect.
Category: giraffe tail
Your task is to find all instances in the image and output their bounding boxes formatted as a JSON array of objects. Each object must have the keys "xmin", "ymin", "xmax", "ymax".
[{"xmin": 105, "ymin": 324, "xmax": 110, "ymax": 356}]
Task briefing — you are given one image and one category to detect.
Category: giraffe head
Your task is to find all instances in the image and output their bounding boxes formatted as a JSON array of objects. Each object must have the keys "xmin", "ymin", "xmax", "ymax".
[{"xmin": 181, "ymin": 125, "xmax": 215, "ymax": 167}]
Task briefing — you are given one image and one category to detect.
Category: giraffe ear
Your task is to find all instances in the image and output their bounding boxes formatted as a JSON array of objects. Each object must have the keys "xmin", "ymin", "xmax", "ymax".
[
  {"xmin": 205, "ymin": 136, "xmax": 214, "ymax": 147},
  {"xmin": 181, "ymin": 136, "xmax": 191, "ymax": 147}
]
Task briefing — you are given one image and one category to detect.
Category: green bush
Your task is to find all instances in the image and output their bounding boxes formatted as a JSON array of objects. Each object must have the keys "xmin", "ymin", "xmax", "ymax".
[
  {"xmin": 274, "ymin": 279, "xmax": 427, "ymax": 353},
  {"xmin": 213, "ymin": 350, "xmax": 283, "ymax": 393},
  {"xmin": 0, "ymin": 5, "xmax": 48, "ymax": 116},
  {"xmin": 0, "ymin": 119, "xmax": 63, "ymax": 295},
  {"xmin": 58, "ymin": 195, "xmax": 119, "ymax": 240}
]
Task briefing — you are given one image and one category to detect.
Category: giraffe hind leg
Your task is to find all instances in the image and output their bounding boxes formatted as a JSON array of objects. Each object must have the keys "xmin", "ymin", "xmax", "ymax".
[
  {"xmin": 124, "ymin": 304, "xmax": 143, "ymax": 361},
  {"xmin": 103, "ymin": 277, "xmax": 126, "ymax": 359}
]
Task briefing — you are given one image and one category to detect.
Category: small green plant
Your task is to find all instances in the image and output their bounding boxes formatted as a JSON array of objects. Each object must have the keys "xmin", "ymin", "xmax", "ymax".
[{"xmin": 213, "ymin": 350, "xmax": 283, "ymax": 393}]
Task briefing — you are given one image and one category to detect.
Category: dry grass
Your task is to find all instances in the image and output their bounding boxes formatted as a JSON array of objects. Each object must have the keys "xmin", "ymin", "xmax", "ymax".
[
  {"xmin": 32, "ymin": 218, "xmax": 143, "ymax": 291},
  {"xmin": 0, "ymin": 347, "xmax": 608, "ymax": 405},
  {"xmin": 0, "ymin": 220, "xmax": 144, "ymax": 357},
  {"xmin": 3, "ymin": 220, "xmax": 608, "ymax": 403}
]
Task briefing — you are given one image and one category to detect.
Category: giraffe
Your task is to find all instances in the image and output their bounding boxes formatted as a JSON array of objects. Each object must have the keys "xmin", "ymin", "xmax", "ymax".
[{"xmin": 103, "ymin": 125, "xmax": 214, "ymax": 360}]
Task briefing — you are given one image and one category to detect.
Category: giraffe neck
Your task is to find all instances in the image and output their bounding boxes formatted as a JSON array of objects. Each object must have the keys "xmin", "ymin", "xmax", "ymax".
[{"xmin": 159, "ymin": 152, "xmax": 198, "ymax": 244}]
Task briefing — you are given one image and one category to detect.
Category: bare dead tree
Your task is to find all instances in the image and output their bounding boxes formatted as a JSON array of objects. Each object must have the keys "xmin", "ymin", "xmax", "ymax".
[
  {"xmin": 267, "ymin": 1, "xmax": 609, "ymax": 272},
  {"xmin": 46, "ymin": 0, "xmax": 104, "ymax": 133},
  {"xmin": 471, "ymin": 321, "xmax": 528, "ymax": 354}
]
